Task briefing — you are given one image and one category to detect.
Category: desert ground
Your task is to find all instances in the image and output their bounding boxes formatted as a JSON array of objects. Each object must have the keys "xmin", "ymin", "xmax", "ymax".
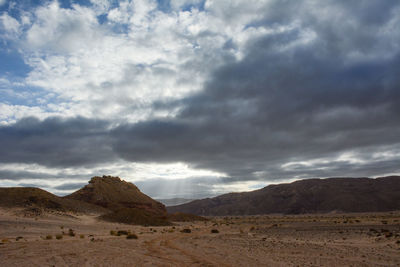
[{"xmin": 1, "ymin": 208, "xmax": 400, "ymax": 266}]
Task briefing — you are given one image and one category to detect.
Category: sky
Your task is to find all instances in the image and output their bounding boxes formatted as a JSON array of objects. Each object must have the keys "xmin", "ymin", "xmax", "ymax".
[{"xmin": 0, "ymin": 0, "xmax": 400, "ymax": 199}]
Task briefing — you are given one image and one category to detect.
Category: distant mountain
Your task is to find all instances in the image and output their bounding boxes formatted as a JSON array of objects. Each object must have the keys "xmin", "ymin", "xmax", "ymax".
[
  {"xmin": 167, "ymin": 176, "xmax": 400, "ymax": 216},
  {"xmin": 156, "ymin": 198, "xmax": 195, "ymax": 206}
]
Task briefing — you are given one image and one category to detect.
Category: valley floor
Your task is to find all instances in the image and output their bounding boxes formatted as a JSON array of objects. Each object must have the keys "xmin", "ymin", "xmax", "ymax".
[{"xmin": 1, "ymin": 208, "xmax": 400, "ymax": 266}]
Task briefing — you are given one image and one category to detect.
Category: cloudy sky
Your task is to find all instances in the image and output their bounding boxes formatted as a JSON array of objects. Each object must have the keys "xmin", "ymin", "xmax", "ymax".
[{"xmin": 0, "ymin": 0, "xmax": 399, "ymax": 199}]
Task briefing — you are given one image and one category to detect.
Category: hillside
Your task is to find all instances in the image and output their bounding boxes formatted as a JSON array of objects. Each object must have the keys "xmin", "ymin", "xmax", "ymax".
[
  {"xmin": 167, "ymin": 176, "xmax": 400, "ymax": 216},
  {"xmin": 64, "ymin": 176, "xmax": 170, "ymax": 225},
  {"xmin": 65, "ymin": 175, "xmax": 166, "ymax": 215},
  {"xmin": 0, "ymin": 187, "xmax": 106, "ymax": 214}
]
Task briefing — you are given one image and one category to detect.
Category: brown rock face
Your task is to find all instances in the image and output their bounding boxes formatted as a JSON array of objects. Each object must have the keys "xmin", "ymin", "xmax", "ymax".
[
  {"xmin": 65, "ymin": 175, "xmax": 167, "ymax": 215},
  {"xmin": 167, "ymin": 176, "xmax": 400, "ymax": 216}
]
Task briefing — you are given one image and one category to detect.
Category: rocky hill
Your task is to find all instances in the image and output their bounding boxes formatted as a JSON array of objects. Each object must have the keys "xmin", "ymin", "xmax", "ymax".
[
  {"xmin": 65, "ymin": 176, "xmax": 166, "ymax": 215},
  {"xmin": 167, "ymin": 176, "xmax": 400, "ymax": 216},
  {"xmin": 65, "ymin": 175, "xmax": 170, "ymax": 225},
  {"xmin": 0, "ymin": 176, "xmax": 171, "ymax": 225}
]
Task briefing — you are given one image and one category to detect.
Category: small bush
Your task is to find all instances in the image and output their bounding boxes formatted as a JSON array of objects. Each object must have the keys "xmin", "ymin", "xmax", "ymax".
[
  {"xmin": 385, "ymin": 232, "xmax": 393, "ymax": 238},
  {"xmin": 117, "ymin": 230, "xmax": 129, "ymax": 236},
  {"xmin": 68, "ymin": 229, "xmax": 75, "ymax": 237},
  {"xmin": 56, "ymin": 234, "xmax": 63, "ymax": 240},
  {"xmin": 1, "ymin": 238, "xmax": 9, "ymax": 243},
  {"xmin": 211, "ymin": 229, "xmax": 219, "ymax": 234},
  {"xmin": 126, "ymin": 233, "xmax": 138, "ymax": 239},
  {"xmin": 15, "ymin": 236, "xmax": 23, "ymax": 241},
  {"xmin": 110, "ymin": 230, "xmax": 116, "ymax": 236},
  {"xmin": 80, "ymin": 234, "xmax": 85, "ymax": 239},
  {"xmin": 46, "ymin": 235, "xmax": 53, "ymax": 240},
  {"xmin": 181, "ymin": 228, "xmax": 191, "ymax": 233}
]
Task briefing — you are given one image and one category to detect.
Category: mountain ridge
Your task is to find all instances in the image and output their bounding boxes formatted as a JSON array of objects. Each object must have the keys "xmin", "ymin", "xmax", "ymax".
[{"xmin": 167, "ymin": 176, "xmax": 400, "ymax": 216}]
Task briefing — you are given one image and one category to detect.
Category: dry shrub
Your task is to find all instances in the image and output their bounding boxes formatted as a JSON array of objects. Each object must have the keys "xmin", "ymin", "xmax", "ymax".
[
  {"xmin": 68, "ymin": 229, "xmax": 75, "ymax": 237},
  {"xmin": 126, "ymin": 233, "xmax": 138, "ymax": 239},
  {"xmin": 181, "ymin": 228, "xmax": 191, "ymax": 233},
  {"xmin": 46, "ymin": 235, "xmax": 52, "ymax": 240},
  {"xmin": 56, "ymin": 234, "xmax": 63, "ymax": 240},
  {"xmin": 117, "ymin": 230, "xmax": 129, "ymax": 236},
  {"xmin": 211, "ymin": 229, "xmax": 219, "ymax": 234}
]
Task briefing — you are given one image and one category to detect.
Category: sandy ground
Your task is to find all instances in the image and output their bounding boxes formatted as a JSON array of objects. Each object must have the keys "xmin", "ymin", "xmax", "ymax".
[{"xmin": 1, "ymin": 208, "xmax": 400, "ymax": 266}]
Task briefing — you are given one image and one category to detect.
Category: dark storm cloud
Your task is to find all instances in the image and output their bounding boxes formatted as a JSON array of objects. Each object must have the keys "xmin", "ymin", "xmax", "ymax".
[
  {"xmin": 1, "ymin": 0, "xmax": 400, "ymax": 188},
  {"xmin": 112, "ymin": 0, "xmax": 400, "ymax": 179},
  {"xmin": 0, "ymin": 169, "xmax": 86, "ymax": 181},
  {"xmin": 0, "ymin": 116, "xmax": 116, "ymax": 167}
]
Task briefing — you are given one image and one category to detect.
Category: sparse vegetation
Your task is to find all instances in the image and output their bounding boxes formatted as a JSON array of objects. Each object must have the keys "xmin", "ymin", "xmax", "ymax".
[
  {"xmin": 211, "ymin": 229, "xmax": 219, "ymax": 233},
  {"xmin": 180, "ymin": 228, "xmax": 191, "ymax": 233},
  {"xmin": 45, "ymin": 235, "xmax": 52, "ymax": 240},
  {"xmin": 80, "ymin": 234, "xmax": 85, "ymax": 239},
  {"xmin": 110, "ymin": 230, "xmax": 116, "ymax": 236},
  {"xmin": 56, "ymin": 234, "xmax": 63, "ymax": 240},
  {"xmin": 15, "ymin": 236, "xmax": 23, "ymax": 241}
]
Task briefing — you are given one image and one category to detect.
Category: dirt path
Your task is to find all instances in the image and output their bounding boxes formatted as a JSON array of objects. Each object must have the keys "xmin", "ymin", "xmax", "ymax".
[{"xmin": 144, "ymin": 231, "xmax": 229, "ymax": 266}]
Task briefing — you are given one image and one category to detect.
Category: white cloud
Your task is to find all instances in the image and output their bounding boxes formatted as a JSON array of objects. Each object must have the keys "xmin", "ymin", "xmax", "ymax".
[
  {"xmin": 0, "ymin": 12, "xmax": 20, "ymax": 36},
  {"xmin": 1, "ymin": 0, "xmax": 290, "ymax": 124},
  {"xmin": 0, "ymin": 0, "xmax": 6, "ymax": 7},
  {"xmin": 90, "ymin": 0, "xmax": 112, "ymax": 14},
  {"xmin": 0, "ymin": 103, "xmax": 64, "ymax": 125}
]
